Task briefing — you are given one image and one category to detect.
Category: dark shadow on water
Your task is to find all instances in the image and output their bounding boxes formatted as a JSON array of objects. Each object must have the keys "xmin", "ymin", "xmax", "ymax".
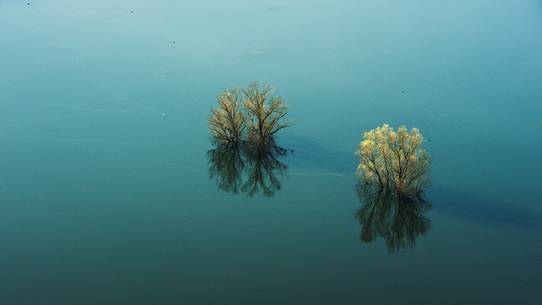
[
  {"xmin": 281, "ymin": 133, "xmax": 542, "ymax": 232},
  {"xmin": 427, "ymin": 186, "xmax": 542, "ymax": 231},
  {"xmin": 280, "ymin": 133, "xmax": 358, "ymax": 174},
  {"xmin": 355, "ymin": 184, "xmax": 432, "ymax": 253},
  {"xmin": 207, "ymin": 145, "xmax": 287, "ymax": 197}
]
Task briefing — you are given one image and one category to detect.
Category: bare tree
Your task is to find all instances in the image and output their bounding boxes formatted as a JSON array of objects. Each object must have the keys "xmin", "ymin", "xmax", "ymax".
[
  {"xmin": 243, "ymin": 83, "xmax": 292, "ymax": 150},
  {"xmin": 209, "ymin": 88, "xmax": 246, "ymax": 147}
]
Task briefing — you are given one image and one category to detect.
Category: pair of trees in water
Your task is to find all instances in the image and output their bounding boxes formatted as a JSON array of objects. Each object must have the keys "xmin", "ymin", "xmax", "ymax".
[
  {"xmin": 208, "ymin": 83, "xmax": 291, "ymax": 197},
  {"xmin": 208, "ymin": 83, "xmax": 433, "ymax": 251},
  {"xmin": 209, "ymin": 83, "xmax": 291, "ymax": 152},
  {"xmin": 209, "ymin": 84, "xmax": 432, "ymax": 199}
]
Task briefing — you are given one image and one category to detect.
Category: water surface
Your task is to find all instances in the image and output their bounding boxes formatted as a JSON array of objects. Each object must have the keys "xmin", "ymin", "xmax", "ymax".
[{"xmin": 1, "ymin": 0, "xmax": 542, "ymax": 304}]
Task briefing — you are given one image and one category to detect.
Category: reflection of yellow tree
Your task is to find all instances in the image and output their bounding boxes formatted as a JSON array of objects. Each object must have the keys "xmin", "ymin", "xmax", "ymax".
[
  {"xmin": 207, "ymin": 146, "xmax": 287, "ymax": 197},
  {"xmin": 355, "ymin": 184, "xmax": 432, "ymax": 253}
]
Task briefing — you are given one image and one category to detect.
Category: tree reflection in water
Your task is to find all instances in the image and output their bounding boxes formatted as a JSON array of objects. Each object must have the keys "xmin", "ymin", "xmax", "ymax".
[
  {"xmin": 355, "ymin": 184, "xmax": 432, "ymax": 253},
  {"xmin": 207, "ymin": 145, "xmax": 287, "ymax": 197},
  {"xmin": 207, "ymin": 146, "xmax": 246, "ymax": 194}
]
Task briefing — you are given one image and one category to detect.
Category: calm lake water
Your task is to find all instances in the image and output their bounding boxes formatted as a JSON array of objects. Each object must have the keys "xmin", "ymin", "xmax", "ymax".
[{"xmin": 1, "ymin": 0, "xmax": 542, "ymax": 304}]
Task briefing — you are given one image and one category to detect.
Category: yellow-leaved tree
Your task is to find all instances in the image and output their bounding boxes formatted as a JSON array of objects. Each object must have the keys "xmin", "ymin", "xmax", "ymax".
[{"xmin": 356, "ymin": 124, "xmax": 431, "ymax": 197}]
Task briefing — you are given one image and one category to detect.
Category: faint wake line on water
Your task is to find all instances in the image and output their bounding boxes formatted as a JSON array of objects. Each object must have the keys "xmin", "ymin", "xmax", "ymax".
[
  {"xmin": 0, "ymin": 114, "xmax": 91, "ymax": 129},
  {"xmin": 114, "ymin": 97, "xmax": 167, "ymax": 118},
  {"xmin": 51, "ymin": 104, "xmax": 136, "ymax": 114},
  {"xmin": 0, "ymin": 100, "xmax": 164, "ymax": 132},
  {"xmin": 133, "ymin": 101, "xmax": 167, "ymax": 117},
  {"xmin": 47, "ymin": 97, "xmax": 167, "ymax": 118},
  {"xmin": 0, "ymin": 135, "xmax": 116, "ymax": 143}
]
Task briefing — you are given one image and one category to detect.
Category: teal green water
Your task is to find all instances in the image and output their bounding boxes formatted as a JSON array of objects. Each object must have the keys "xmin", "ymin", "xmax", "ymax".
[{"xmin": 1, "ymin": 1, "xmax": 542, "ymax": 304}]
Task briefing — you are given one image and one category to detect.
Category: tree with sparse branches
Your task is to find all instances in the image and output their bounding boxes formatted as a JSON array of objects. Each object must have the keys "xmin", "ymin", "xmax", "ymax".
[
  {"xmin": 209, "ymin": 83, "xmax": 291, "ymax": 151},
  {"xmin": 208, "ymin": 88, "xmax": 246, "ymax": 147},
  {"xmin": 243, "ymin": 83, "xmax": 292, "ymax": 150}
]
